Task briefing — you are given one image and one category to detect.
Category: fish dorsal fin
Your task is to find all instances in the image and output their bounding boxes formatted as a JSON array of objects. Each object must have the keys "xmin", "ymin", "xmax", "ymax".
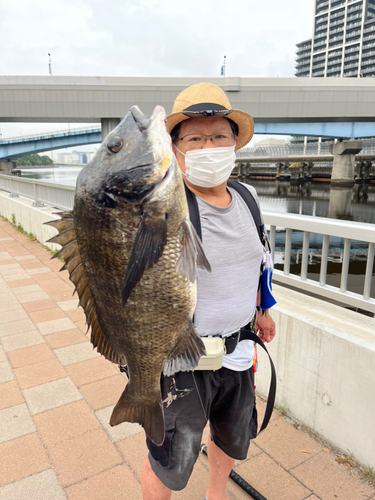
[
  {"xmin": 121, "ymin": 210, "xmax": 167, "ymax": 305},
  {"xmin": 45, "ymin": 213, "xmax": 126, "ymax": 365}
]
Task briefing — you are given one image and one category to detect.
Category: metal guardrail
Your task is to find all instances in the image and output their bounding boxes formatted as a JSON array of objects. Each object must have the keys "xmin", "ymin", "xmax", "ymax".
[
  {"xmin": 264, "ymin": 212, "xmax": 375, "ymax": 314},
  {"xmin": 0, "ymin": 127, "xmax": 101, "ymax": 144},
  {"xmin": 0, "ymin": 175, "xmax": 374, "ymax": 314},
  {"xmin": 0, "ymin": 174, "xmax": 75, "ymax": 211},
  {"xmin": 238, "ymin": 138, "xmax": 375, "ymax": 159}
]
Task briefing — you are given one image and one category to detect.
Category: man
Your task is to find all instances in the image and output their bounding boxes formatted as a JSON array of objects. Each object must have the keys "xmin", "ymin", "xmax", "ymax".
[{"xmin": 141, "ymin": 82, "xmax": 276, "ymax": 500}]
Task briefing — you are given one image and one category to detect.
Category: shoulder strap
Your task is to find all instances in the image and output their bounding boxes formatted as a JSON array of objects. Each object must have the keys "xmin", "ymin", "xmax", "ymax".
[
  {"xmin": 239, "ymin": 327, "xmax": 276, "ymax": 434},
  {"xmin": 227, "ymin": 180, "xmax": 268, "ymax": 249},
  {"xmin": 184, "ymin": 181, "xmax": 268, "ymax": 250},
  {"xmin": 184, "ymin": 184, "xmax": 202, "ymax": 240}
]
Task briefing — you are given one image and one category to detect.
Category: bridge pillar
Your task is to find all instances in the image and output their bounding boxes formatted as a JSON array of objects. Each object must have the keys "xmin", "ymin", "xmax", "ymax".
[
  {"xmin": 328, "ymin": 186, "xmax": 352, "ymax": 219},
  {"xmin": 0, "ymin": 161, "xmax": 17, "ymax": 175},
  {"xmin": 275, "ymin": 163, "xmax": 281, "ymax": 180},
  {"xmin": 363, "ymin": 161, "xmax": 372, "ymax": 183},
  {"xmin": 101, "ymin": 118, "xmax": 121, "ymax": 141},
  {"xmin": 355, "ymin": 161, "xmax": 364, "ymax": 183},
  {"xmin": 307, "ymin": 162, "xmax": 313, "ymax": 179},
  {"xmin": 329, "ymin": 141, "xmax": 363, "ymax": 188}
]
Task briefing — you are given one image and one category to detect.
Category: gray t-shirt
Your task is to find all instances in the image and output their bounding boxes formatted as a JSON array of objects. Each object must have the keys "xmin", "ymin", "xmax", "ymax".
[{"xmin": 194, "ymin": 183, "xmax": 264, "ymax": 371}]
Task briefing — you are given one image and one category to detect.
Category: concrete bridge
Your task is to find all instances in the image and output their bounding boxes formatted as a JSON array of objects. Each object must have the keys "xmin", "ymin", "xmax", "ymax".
[
  {"xmin": 0, "ymin": 128, "xmax": 101, "ymax": 160},
  {"xmin": 2, "ymin": 76, "xmax": 375, "ymax": 138}
]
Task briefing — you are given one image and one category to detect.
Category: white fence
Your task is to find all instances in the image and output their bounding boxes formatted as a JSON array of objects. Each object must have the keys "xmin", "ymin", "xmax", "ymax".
[
  {"xmin": 264, "ymin": 212, "xmax": 375, "ymax": 314},
  {"xmin": 1, "ymin": 174, "xmax": 374, "ymax": 314},
  {"xmin": 0, "ymin": 174, "xmax": 75, "ymax": 211},
  {"xmin": 237, "ymin": 137, "xmax": 375, "ymax": 159}
]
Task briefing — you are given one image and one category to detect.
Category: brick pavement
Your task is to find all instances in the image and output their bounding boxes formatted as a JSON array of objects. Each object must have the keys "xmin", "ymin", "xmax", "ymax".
[{"xmin": 0, "ymin": 218, "xmax": 374, "ymax": 500}]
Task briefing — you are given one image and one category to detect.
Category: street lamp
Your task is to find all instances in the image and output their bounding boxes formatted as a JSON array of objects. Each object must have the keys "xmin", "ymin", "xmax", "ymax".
[{"xmin": 48, "ymin": 53, "xmax": 52, "ymax": 76}]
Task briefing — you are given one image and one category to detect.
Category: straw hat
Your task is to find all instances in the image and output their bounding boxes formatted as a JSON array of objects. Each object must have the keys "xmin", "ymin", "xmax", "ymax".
[{"xmin": 166, "ymin": 82, "xmax": 254, "ymax": 150}]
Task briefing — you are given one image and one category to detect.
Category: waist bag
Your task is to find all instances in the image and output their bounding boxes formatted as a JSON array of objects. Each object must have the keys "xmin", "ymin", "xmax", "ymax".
[{"xmin": 184, "ymin": 182, "xmax": 277, "ymax": 433}]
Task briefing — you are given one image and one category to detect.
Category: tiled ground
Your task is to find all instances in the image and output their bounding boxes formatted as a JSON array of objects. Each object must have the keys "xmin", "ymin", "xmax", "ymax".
[{"xmin": 0, "ymin": 219, "xmax": 374, "ymax": 500}]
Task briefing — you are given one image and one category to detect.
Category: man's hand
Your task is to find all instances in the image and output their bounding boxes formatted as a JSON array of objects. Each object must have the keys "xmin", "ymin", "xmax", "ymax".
[{"xmin": 256, "ymin": 310, "xmax": 276, "ymax": 343}]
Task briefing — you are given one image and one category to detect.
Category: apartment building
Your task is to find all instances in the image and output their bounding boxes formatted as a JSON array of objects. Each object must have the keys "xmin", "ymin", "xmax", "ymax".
[{"xmin": 295, "ymin": 0, "xmax": 375, "ymax": 77}]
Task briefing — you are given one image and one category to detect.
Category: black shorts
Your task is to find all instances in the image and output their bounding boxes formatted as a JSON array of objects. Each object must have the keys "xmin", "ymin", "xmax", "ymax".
[{"xmin": 147, "ymin": 367, "xmax": 257, "ymax": 491}]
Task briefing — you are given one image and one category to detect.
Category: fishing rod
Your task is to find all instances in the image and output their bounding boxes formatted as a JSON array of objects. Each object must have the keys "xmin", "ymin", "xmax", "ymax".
[{"xmin": 200, "ymin": 444, "xmax": 268, "ymax": 500}]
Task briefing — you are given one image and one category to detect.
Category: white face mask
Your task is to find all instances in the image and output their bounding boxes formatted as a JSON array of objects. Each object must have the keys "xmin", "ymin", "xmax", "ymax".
[{"xmin": 177, "ymin": 145, "xmax": 236, "ymax": 188}]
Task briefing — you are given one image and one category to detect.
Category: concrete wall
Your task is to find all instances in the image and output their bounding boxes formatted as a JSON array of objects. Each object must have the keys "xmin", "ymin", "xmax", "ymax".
[
  {"xmin": 257, "ymin": 283, "xmax": 375, "ymax": 469},
  {"xmin": 1, "ymin": 190, "xmax": 374, "ymax": 469},
  {"xmin": 0, "ymin": 191, "xmax": 60, "ymax": 251}
]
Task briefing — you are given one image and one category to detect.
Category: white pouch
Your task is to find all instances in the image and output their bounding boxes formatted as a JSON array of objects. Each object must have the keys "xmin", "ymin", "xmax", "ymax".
[{"xmin": 195, "ymin": 336, "xmax": 225, "ymax": 370}]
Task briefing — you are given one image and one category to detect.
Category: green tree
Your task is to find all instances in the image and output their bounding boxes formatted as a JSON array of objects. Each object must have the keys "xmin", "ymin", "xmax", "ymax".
[
  {"xmin": 30, "ymin": 154, "xmax": 42, "ymax": 166},
  {"xmin": 14, "ymin": 154, "xmax": 53, "ymax": 166},
  {"xmin": 40, "ymin": 155, "xmax": 53, "ymax": 165}
]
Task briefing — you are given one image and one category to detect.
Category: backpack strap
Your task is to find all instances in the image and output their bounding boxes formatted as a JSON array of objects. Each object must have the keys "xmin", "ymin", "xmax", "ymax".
[
  {"xmin": 184, "ymin": 181, "xmax": 269, "ymax": 250},
  {"xmin": 227, "ymin": 180, "xmax": 270, "ymax": 251},
  {"xmin": 184, "ymin": 184, "xmax": 202, "ymax": 239}
]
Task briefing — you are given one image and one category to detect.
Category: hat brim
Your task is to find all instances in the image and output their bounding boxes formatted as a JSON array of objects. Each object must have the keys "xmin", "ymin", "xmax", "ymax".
[{"xmin": 166, "ymin": 109, "xmax": 254, "ymax": 150}]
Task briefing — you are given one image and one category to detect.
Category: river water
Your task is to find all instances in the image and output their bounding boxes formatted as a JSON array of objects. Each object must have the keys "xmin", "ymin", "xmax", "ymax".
[
  {"xmin": 19, "ymin": 167, "xmax": 375, "ymax": 306},
  {"xmin": 19, "ymin": 167, "xmax": 375, "ymax": 222}
]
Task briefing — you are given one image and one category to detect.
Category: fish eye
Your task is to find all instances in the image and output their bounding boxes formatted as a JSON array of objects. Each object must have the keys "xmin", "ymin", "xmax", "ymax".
[{"xmin": 107, "ymin": 136, "xmax": 124, "ymax": 154}]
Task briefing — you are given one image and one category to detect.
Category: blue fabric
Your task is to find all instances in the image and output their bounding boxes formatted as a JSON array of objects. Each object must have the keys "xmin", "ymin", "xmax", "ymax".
[{"xmin": 259, "ymin": 266, "xmax": 277, "ymax": 310}]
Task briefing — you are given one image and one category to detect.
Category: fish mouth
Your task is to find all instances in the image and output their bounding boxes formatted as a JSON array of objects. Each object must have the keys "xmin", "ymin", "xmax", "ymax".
[{"xmin": 102, "ymin": 166, "xmax": 170, "ymax": 206}]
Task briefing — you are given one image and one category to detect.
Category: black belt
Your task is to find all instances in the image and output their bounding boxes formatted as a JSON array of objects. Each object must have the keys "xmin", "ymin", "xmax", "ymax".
[
  {"xmin": 220, "ymin": 318, "xmax": 277, "ymax": 435},
  {"xmin": 221, "ymin": 314, "xmax": 257, "ymax": 355}
]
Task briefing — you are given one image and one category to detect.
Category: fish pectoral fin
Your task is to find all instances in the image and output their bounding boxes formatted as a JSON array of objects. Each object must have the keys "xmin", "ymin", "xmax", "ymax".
[
  {"xmin": 176, "ymin": 219, "xmax": 211, "ymax": 282},
  {"xmin": 163, "ymin": 323, "xmax": 206, "ymax": 377},
  {"xmin": 110, "ymin": 387, "xmax": 165, "ymax": 446},
  {"xmin": 44, "ymin": 213, "xmax": 126, "ymax": 366},
  {"xmin": 121, "ymin": 211, "xmax": 167, "ymax": 305}
]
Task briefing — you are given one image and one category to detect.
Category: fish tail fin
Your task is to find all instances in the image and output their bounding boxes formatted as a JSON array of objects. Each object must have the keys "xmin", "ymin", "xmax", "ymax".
[
  {"xmin": 110, "ymin": 387, "xmax": 165, "ymax": 446},
  {"xmin": 163, "ymin": 323, "xmax": 206, "ymax": 377}
]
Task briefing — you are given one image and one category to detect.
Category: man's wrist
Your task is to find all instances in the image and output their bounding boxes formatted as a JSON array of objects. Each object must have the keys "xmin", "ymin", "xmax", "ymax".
[{"xmin": 256, "ymin": 306, "xmax": 270, "ymax": 318}]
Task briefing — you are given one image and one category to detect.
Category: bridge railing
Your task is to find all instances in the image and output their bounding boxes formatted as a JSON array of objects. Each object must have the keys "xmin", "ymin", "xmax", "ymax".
[
  {"xmin": 0, "ymin": 127, "xmax": 101, "ymax": 144},
  {"xmin": 0, "ymin": 174, "xmax": 374, "ymax": 314},
  {"xmin": 237, "ymin": 142, "xmax": 333, "ymax": 158},
  {"xmin": 0, "ymin": 174, "xmax": 75, "ymax": 210},
  {"xmin": 264, "ymin": 212, "xmax": 375, "ymax": 314},
  {"xmin": 238, "ymin": 137, "xmax": 375, "ymax": 159}
]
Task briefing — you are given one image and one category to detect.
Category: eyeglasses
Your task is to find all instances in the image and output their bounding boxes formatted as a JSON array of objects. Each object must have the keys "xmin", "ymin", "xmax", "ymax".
[
  {"xmin": 178, "ymin": 133, "xmax": 235, "ymax": 150},
  {"xmin": 182, "ymin": 108, "xmax": 233, "ymax": 118}
]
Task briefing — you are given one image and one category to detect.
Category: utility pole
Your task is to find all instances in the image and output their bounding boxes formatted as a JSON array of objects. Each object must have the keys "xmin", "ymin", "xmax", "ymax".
[{"xmin": 48, "ymin": 53, "xmax": 52, "ymax": 76}]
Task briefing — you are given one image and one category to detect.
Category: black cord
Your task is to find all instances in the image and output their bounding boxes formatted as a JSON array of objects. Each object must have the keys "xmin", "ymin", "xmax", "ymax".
[{"xmin": 191, "ymin": 371, "xmax": 208, "ymax": 421}]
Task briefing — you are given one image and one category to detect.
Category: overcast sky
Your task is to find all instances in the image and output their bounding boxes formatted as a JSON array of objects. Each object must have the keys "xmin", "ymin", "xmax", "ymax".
[{"xmin": 0, "ymin": 0, "xmax": 315, "ymax": 149}]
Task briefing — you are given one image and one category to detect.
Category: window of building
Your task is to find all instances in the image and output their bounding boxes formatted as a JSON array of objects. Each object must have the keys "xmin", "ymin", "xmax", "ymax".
[{"xmin": 365, "ymin": 0, "xmax": 375, "ymax": 21}]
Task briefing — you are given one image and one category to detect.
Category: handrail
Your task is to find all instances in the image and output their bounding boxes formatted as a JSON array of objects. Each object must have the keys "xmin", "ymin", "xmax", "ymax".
[
  {"xmin": 263, "ymin": 212, "xmax": 375, "ymax": 314},
  {"xmin": 0, "ymin": 175, "xmax": 374, "ymax": 314},
  {"xmin": 0, "ymin": 127, "xmax": 101, "ymax": 144},
  {"xmin": 0, "ymin": 174, "xmax": 75, "ymax": 210}
]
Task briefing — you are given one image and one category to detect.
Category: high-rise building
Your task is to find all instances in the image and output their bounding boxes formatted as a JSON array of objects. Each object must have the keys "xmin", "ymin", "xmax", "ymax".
[
  {"xmin": 56, "ymin": 150, "xmax": 94, "ymax": 164},
  {"xmin": 295, "ymin": 0, "xmax": 375, "ymax": 78}
]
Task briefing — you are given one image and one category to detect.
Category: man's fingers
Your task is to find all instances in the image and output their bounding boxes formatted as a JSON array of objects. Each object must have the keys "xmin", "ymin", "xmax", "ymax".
[
  {"xmin": 258, "ymin": 328, "xmax": 270, "ymax": 343},
  {"xmin": 263, "ymin": 327, "xmax": 271, "ymax": 341}
]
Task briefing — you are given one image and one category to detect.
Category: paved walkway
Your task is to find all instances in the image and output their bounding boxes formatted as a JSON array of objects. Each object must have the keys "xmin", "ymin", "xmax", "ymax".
[{"xmin": 0, "ymin": 218, "xmax": 374, "ymax": 500}]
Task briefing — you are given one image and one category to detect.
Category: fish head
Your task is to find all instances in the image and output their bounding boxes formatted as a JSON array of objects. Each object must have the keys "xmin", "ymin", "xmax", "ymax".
[{"xmin": 77, "ymin": 105, "xmax": 175, "ymax": 206}]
